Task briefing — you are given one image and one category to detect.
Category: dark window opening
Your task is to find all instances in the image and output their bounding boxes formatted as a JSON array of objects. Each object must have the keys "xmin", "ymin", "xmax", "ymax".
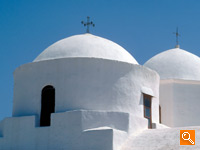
[
  {"xmin": 159, "ymin": 105, "xmax": 161, "ymax": 123},
  {"xmin": 40, "ymin": 85, "xmax": 55, "ymax": 126},
  {"xmin": 143, "ymin": 94, "xmax": 152, "ymax": 129}
]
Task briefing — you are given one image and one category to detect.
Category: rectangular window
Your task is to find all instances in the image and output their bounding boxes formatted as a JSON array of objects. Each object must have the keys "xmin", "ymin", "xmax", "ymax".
[
  {"xmin": 159, "ymin": 105, "xmax": 161, "ymax": 123},
  {"xmin": 143, "ymin": 94, "xmax": 152, "ymax": 129}
]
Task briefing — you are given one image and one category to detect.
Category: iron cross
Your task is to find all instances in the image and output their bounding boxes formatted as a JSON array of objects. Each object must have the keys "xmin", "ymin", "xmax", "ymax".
[
  {"xmin": 173, "ymin": 27, "xmax": 180, "ymax": 47},
  {"xmin": 81, "ymin": 16, "xmax": 95, "ymax": 33}
]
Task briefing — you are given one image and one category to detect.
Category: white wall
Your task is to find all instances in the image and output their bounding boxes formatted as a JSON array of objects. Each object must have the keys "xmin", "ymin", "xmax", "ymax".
[
  {"xmin": 13, "ymin": 58, "xmax": 160, "ymax": 124},
  {"xmin": 160, "ymin": 80, "xmax": 174, "ymax": 127},
  {"xmin": 122, "ymin": 126, "xmax": 200, "ymax": 150},
  {"xmin": 0, "ymin": 57, "xmax": 161, "ymax": 149},
  {"xmin": 0, "ymin": 110, "xmax": 141, "ymax": 150},
  {"xmin": 160, "ymin": 79, "xmax": 200, "ymax": 127},
  {"xmin": 173, "ymin": 80, "xmax": 200, "ymax": 127}
]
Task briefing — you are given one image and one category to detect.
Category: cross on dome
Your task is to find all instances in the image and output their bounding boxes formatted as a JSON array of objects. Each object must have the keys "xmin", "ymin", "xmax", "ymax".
[
  {"xmin": 173, "ymin": 27, "xmax": 180, "ymax": 48},
  {"xmin": 81, "ymin": 16, "xmax": 95, "ymax": 33}
]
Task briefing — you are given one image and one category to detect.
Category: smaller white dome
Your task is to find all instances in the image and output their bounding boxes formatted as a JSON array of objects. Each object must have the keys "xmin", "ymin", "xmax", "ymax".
[
  {"xmin": 144, "ymin": 48, "xmax": 200, "ymax": 80},
  {"xmin": 34, "ymin": 34, "xmax": 138, "ymax": 64}
]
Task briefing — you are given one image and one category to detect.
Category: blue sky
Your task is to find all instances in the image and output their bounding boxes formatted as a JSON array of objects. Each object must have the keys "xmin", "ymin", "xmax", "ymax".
[{"xmin": 1, "ymin": 0, "xmax": 200, "ymax": 121}]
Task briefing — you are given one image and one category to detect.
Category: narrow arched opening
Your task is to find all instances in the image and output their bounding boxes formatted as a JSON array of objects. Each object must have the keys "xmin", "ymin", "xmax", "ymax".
[{"xmin": 40, "ymin": 85, "xmax": 55, "ymax": 126}]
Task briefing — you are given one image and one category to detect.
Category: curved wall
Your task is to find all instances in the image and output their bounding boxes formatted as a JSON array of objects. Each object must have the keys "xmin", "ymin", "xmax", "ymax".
[{"xmin": 13, "ymin": 58, "xmax": 159, "ymax": 123}]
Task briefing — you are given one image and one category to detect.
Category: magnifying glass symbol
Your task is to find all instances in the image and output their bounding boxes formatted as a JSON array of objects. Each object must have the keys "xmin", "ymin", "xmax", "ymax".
[{"xmin": 182, "ymin": 132, "xmax": 194, "ymax": 144}]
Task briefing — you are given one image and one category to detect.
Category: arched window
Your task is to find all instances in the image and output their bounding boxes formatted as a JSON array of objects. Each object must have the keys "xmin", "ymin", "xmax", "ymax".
[{"xmin": 40, "ymin": 85, "xmax": 55, "ymax": 126}]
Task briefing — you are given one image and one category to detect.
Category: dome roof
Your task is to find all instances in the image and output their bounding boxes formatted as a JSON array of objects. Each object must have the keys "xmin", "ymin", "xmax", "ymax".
[
  {"xmin": 144, "ymin": 48, "xmax": 200, "ymax": 80},
  {"xmin": 34, "ymin": 33, "xmax": 138, "ymax": 64}
]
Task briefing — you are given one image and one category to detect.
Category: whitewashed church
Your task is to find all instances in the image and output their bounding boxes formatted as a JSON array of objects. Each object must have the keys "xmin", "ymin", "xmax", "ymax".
[{"xmin": 0, "ymin": 24, "xmax": 200, "ymax": 150}]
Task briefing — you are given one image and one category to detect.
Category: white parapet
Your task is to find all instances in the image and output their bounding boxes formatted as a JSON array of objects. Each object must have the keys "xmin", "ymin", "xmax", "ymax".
[{"xmin": 0, "ymin": 110, "xmax": 149, "ymax": 150}]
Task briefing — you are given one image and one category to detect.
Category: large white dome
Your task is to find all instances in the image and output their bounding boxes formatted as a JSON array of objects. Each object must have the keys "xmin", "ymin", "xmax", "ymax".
[
  {"xmin": 144, "ymin": 48, "xmax": 200, "ymax": 80},
  {"xmin": 34, "ymin": 33, "xmax": 138, "ymax": 64}
]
